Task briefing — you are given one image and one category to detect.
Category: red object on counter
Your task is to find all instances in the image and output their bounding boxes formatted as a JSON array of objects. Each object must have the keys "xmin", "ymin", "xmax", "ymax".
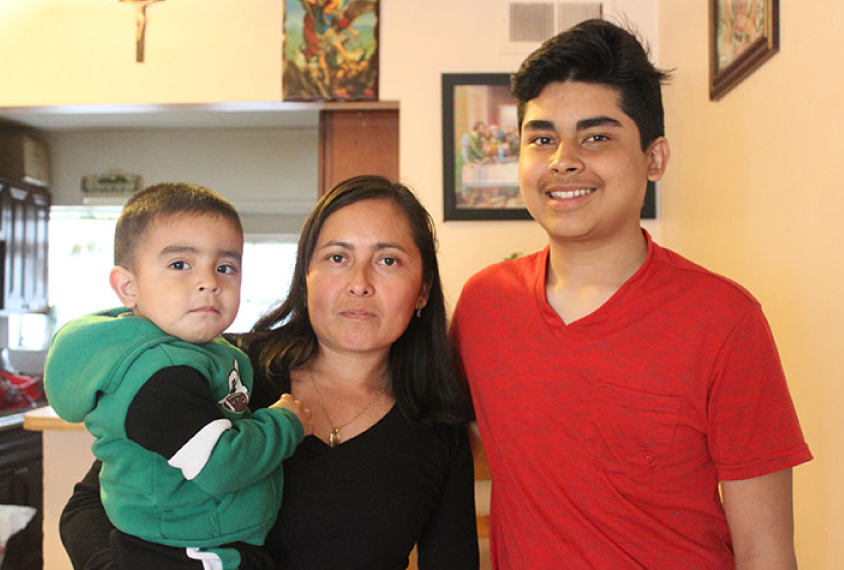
[{"xmin": 0, "ymin": 370, "xmax": 44, "ymax": 410}]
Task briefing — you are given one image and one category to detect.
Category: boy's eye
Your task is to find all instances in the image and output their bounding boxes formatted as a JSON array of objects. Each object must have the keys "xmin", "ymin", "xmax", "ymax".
[
  {"xmin": 585, "ymin": 134, "xmax": 610, "ymax": 143},
  {"xmin": 217, "ymin": 264, "xmax": 238, "ymax": 275},
  {"xmin": 169, "ymin": 261, "xmax": 188, "ymax": 270},
  {"xmin": 380, "ymin": 257, "xmax": 398, "ymax": 266}
]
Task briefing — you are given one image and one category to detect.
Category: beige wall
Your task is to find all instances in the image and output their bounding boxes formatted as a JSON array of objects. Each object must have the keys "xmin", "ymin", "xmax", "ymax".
[
  {"xmin": 659, "ymin": 2, "xmax": 843, "ymax": 567},
  {"xmin": 0, "ymin": 0, "xmax": 282, "ymax": 105}
]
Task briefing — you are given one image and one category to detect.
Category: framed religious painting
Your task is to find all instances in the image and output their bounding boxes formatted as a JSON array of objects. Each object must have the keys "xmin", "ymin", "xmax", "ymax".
[
  {"xmin": 709, "ymin": 0, "xmax": 779, "ymax": 100},
  {"xmin": 641, "ymin": 181, "xmax": 657, "ymax": 220},
  {"xmin": 283, "ymin": 0, "xmax": 379, "ymax": 101},
  {"xmin": 442, "ymin": 73, "xmax": 531, "ymax": 221}
]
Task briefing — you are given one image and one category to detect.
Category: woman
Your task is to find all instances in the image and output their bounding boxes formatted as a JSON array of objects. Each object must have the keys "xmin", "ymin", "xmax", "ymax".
[{"xmin": 59, "ymin": 176, "xmax": 480, "ymax": 570}]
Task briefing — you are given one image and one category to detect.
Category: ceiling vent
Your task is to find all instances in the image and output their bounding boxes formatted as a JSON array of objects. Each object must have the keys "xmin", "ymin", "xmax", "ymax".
[{"xmin": 500, "ymin": 1, "xmax": 603, "ymax": 54}]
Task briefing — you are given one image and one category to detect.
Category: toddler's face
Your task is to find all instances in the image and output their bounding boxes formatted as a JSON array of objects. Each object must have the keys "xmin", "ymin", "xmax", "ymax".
[{"xmin": 120, "ymin": 212, "xmax": 243, "ymax": 343}]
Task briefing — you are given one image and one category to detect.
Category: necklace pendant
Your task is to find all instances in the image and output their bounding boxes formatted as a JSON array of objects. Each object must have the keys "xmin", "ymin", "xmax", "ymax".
[{"xmin": 329, "ymin": 428, "xmax": 341, "ymax": 448}]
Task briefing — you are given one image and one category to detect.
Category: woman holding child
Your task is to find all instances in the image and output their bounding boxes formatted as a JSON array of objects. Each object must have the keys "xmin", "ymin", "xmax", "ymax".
[{"xmin": 59, "ymin": 175, "xmax": 480, "ymax": 570}]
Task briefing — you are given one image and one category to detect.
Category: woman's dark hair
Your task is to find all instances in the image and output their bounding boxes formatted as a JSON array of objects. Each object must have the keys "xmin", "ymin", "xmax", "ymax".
[
  {"xmin": 511, "ymin": 18, "xmax": 671, "ymax": 150},
  {"xmin": 248, "ymin": 175, "xmax": 471, "ymax": 424}
]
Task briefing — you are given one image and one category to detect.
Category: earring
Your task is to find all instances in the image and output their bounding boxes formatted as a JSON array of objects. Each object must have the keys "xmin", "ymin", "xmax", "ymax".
[{"xmin": 415, "ymin": 306, "xmax": 422, "ymax": 318}]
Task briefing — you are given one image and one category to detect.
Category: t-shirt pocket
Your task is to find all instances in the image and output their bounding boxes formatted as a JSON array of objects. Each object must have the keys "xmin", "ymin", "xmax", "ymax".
[{"xmin": 585, "ymin": 381, "xmax": 681, "ymax": 476}]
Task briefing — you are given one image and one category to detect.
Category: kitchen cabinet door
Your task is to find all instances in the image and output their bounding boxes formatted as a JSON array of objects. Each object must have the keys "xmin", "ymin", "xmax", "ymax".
[
  {"xmin": 0, "ymin": 427, "xmax": 43, "ymax": 570},
  {"xmin": 319, "ymin": 109, "xmax": 399, "ymax": 195},
  {"xmin": 0, "ymin": 179, "xmax": 51, "ymax": 314},
  {"xmin": 27, "ymin": 191, "xmax": 50, "ymax": 313}
]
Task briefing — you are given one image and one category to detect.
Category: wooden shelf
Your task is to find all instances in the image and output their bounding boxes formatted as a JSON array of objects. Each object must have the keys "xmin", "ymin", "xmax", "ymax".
[{"xmin": 0, "ymin": 100, "xmax": 399, "ymax": 132}]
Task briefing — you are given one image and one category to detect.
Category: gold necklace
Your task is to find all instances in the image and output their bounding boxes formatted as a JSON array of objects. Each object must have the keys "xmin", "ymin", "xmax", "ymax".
[{"xmin": 309, "ymin": 370, "xmax": 388, "ymax": 448}]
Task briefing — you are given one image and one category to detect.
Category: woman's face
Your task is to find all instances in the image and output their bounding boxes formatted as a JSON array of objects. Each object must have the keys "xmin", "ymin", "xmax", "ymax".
[{"xmin": 306, "ymin": 198, "xmax": 429, "ymax": 360}]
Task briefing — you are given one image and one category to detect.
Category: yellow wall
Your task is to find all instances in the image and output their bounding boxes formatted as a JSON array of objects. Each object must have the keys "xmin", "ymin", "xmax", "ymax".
[
  {"xmin": 659, "ymin": 2, "xmax": 844, "ymax": 567},
  {"xmin": 0, "ymin": 0, "xmax": 282, "ymax": 105}
]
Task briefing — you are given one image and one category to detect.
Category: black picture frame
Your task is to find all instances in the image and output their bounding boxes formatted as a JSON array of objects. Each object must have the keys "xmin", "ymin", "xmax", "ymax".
[
  {"xmin": 709, "ymin": 0, "xmax": 779, "ymax": 100},
  {"xmin": 442, "ymin": 73, "xmax": 531, "ymax": 221},
  {"xmin": 642, "ymin": 181, "xmax": 657, "ymax": 220}
]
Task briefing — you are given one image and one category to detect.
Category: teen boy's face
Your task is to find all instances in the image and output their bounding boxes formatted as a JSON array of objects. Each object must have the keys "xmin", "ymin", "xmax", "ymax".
[
  {"xmin": 517, "ymin": 80, "xmax": 669, "ymax": 247},
  {"xmin": 112, "ymin": 212, "xmax": 243, "ymax": 344}
]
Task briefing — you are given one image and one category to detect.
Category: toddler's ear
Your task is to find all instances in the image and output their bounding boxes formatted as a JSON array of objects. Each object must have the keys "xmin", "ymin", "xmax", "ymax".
[{"xmin": 109, "ymin": 266, "xmax": 138, "ymax": 309}]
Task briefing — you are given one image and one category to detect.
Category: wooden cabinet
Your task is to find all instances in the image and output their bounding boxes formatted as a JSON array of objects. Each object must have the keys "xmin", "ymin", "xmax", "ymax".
[
  {"xmin": 0, "ymin": 178, "xmax": 50, "ymax": 313},
  {"xmin": 320, "ymin": 109, "xmax": 399, "ymax": 195},
  {"xmin": 0, "ymin": 425, "xmax": 43, "ymax": 570}
]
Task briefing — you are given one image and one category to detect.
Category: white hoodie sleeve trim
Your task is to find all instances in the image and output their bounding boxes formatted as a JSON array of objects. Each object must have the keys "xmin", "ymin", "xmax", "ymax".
[{"xmin": 167, "ymin": 418, "xmax": 232, "ymax": 480}]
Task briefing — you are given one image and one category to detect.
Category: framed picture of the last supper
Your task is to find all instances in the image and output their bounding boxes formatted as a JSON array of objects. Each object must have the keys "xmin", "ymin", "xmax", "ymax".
[{"xmin": 442, "ymin": 73, "xmax": 530, "ymax": 221}]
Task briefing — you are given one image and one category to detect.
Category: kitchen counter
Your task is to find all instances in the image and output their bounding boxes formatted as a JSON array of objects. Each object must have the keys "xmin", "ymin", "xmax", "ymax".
[
  {"xmin": 0, "ymin": 406, "xmax": 43, "ymax": 431},
  {"xmin": 21, "ymin": 405, "xmax": 85, "ymax": 432},
  {"xmin": 23, "ymin": 406, "xmax": 92, "ymax": 570}
]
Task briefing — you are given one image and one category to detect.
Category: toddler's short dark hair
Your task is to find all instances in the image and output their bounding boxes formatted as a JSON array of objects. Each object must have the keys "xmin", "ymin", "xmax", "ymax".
[{"xmin": 114, "ymin": 182, "xmax": 242, "ymax": 267}]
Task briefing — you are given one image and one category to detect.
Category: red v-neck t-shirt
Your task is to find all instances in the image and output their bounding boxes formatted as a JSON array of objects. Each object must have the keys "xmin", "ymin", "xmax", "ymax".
[{"xmin": 452, "ymin": 231, "xmax": 812, "ymax": 570}]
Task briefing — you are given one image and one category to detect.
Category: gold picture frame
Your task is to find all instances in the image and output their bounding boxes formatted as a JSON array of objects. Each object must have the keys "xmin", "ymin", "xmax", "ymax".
[
  {"xmin": 710, "ymin": 0, "xmax": 779, "ymax": 100},
  {"xmin": 282, "ymin": 0, "xmax": 379, "ymax": 101}
]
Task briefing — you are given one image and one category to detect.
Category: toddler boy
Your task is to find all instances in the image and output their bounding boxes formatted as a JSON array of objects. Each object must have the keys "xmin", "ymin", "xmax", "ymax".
[{"xmin": 45, "ymin": 183, "xmax": 312, "ymax": 570}]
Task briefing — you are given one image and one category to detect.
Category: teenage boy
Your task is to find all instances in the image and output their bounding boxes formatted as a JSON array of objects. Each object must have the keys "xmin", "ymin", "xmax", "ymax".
[
  {"xmin": 451, "ymin": 19, "xmax": 812, "ymax": 570},
  {"xmin": 45, "ymin": 183, "xmax": 312, "ymax": 570}
]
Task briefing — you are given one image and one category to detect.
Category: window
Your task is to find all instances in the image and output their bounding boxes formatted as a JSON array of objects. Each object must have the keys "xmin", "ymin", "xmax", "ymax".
[
  {"xmin": 229, "ymin": 237, "xmax": 298, "ymax": 333},
  {"xmin": 48, "ymin": 207, "xmax": 121, "ymax": 337},
  {"xmin": 37, "ymin": 207, "xmax": 298, "ymax": 348}
]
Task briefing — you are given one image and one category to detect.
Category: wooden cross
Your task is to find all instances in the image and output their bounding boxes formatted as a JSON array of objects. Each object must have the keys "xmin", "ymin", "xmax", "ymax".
[{"xmin": 120, "ymin": 0, "xmax": 166, "ymax": 62}]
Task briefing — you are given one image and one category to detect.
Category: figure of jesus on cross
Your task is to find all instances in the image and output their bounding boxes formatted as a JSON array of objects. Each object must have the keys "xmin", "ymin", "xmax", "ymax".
[{"xmin": 120, "ymin": 0, "xmax": 165, "ymax": 62}]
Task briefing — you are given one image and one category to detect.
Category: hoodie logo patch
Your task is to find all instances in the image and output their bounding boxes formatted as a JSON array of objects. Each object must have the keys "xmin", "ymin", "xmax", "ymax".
[{"xmin": 219, "ymin": 359, "xmax": 249, "ymax": 413}]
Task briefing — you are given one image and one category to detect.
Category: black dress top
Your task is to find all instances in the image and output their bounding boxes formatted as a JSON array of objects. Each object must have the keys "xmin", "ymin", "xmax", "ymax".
[{"xmin": 252, "ymin": 370, "xmax": 479, "ymax": 570}]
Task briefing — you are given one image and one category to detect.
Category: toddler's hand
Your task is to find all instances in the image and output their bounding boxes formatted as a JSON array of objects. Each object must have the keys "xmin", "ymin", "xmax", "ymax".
[{"xmin": 270, "ymin": 393, "xmax": 314, "ymax": 436}]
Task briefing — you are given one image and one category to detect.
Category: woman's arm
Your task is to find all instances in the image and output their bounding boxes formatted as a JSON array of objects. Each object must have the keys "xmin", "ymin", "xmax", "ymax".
[
  {"xmin": 416, "ymin": 426, "xmax": 480, "ymax": 570},
  {"xmin": 59, "ymin": 460, "xmax": 118, "ymax": 570}
]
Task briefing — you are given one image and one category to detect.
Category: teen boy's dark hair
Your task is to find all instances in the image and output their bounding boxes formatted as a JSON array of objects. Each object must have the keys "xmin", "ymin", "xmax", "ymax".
[
  {"xmin": 114, "ymin": 182, "xmax": 242, "ymax": 267},
  {"xmin": 511, "ymin": 18, "xmax": 671, "ymax": 150}
]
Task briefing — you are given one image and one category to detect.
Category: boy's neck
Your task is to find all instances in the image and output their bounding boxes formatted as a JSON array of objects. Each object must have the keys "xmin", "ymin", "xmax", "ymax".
[{"xmin": 544, "ymin": 228, "xmax": 648, "ymax": 324}]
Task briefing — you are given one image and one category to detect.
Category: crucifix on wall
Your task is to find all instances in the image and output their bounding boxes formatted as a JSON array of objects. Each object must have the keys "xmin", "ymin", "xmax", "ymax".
[{"xmin": 120, "ymin": 0, "xmax": 166, "ymax": 62}]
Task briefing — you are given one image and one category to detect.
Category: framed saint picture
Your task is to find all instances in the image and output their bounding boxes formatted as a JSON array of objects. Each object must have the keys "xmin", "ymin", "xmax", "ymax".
[
  {"xmin": 710, "ymin": 0, "xmax": 779, "ymax": 100},
  {"xmin": 442, "ymin": 73, "xmax": 530, "ymax": 221},
  {"xmin": 283, "ymin": 0, "xmax": 379, "ymax": 101}
]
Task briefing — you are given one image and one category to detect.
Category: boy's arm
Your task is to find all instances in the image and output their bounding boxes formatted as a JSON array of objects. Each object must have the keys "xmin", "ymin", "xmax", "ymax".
[
  {"xmin": 125, "ymin": 365, "xmax": 304, "ymax": 494},
  {"xmin": 721, "ymin": 468, "xmax": 798, "ymax": 570}
]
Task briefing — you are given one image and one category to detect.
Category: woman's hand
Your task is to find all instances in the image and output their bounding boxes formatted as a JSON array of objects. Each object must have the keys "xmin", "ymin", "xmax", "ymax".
[{"xmin": 271, "ymin": 393, "xmax": 314, "ymax": 436}]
